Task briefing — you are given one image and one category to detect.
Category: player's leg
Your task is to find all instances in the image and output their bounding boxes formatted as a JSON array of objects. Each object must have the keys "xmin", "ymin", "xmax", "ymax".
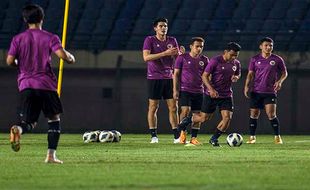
[
  {"xmin": 247, "ymin": 92, "xmax": 263, "ymax": 144},
  {"xmin": 147, "ymin": 79, "xmax": 162, "ymax": 143},
  {"xmin": 189, "ymin": 93, "xmax": 203, "ymax": 145},
  {"xmin": 163, "ymin": 79, "xmax": 179, "ymax": 142},
  {"xmin": 41, "ymin": 90, "xmax": 64, "ymax": 164},
  {"xmin": 166, "ymin": 98, "xmax": 179, "ymax": 141},
  {"xmin": 10, "ymin": 89, "xmax": 40, "ymax": 152},
  {"xmin": 148, "ymin": 99, "xmax": 160, "ymax": 143},
  {"xmin": 265, "ymin": 99, "xmax": 282, "ymax": 144},
  {"xmin": 177, "ymin": 91, "xmax": 191, "ymax": 144},
  {"xmin": 209, "ymin": 98, "xmax": 233, "ymax": 147}
]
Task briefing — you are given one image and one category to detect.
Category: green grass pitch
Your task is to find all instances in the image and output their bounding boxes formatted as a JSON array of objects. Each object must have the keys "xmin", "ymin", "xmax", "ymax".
[{"xmin": 0, "ymin": 134, "xmax": 309, "ymax": 190}]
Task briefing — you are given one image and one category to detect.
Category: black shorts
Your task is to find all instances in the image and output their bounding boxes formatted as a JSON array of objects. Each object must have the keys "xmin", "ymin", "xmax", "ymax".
[
  {"xmin": 19, "ymin": 89, "xmax": 63, "ymax": 123},
  {"xmin": 201, "ymin": 95, "xmax": 234, "ymax": 114},
  {"xmin": 250, "ymin": 92, "xmax": 277, "ymax": 109},
  {"xmin": 179, "ymin": 91, "xmax": 203, "ymax": 111},
  {"xmin": 147, "ymin": 79, "xmax": 173, "ymax": 100}
]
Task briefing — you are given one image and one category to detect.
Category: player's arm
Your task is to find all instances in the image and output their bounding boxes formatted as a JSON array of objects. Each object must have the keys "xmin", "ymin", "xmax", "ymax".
[
  {"xmin": 143, "ymin": 48, "xmax": 178, "ymax": 62},
  {"xmin": 244, "ymin": 71, "xmax": 254, "ymax": 98},
  {"xmin": 54, "ymin": 48, "xmax": 75, "ymax": 64},
  {"xmin": 274, "ymin": 70, "xmax": 288, "ymax": 91},
  {"xmin": 173, "ymin": 68, "xmax": 181, "ymax": 100},
  {"xmin": 6, "ymin": 55, "xmax": 18, "ymax": 67},
  {"xmin": 202, "ymin": 71, "xmax": 218, "ymax": 98}
]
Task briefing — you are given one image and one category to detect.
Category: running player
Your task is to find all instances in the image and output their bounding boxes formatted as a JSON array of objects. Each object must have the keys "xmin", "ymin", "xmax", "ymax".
[
  {"xmin": 178, "ymin": 42, "xmax": 242, "ymax": 147},
  {"xmin": 7, "ymin": 4, "xmax": 75, "ymax": 163},
  {"xmin": 173, "ymin": 37, "xmax": 209, "ymax": 145}
]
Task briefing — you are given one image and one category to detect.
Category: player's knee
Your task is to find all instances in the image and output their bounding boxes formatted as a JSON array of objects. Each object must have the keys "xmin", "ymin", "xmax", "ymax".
[
  {"xmin": 148, "ymin": 104, "xmax": 159, "ymax": 113},
  {"xmin": 181, "ymin": 108, "xmax": 190, "ymax": 116},
  {"xmin": 222, "ymin": 115, "xmax": 231, "ymax": 122},
  {"xmin": 168, "ymin": 105, "xmax": 177, "ymax": 113}
]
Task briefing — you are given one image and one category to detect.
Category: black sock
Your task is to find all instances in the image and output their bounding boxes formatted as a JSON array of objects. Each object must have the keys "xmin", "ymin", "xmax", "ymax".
[
  {"xmin": 270, "ymin": 117, "xmax": 280, "ymax": 135},
  {"xmin": 19, "ymin": 122, "xmax": 34, "ymax": 134},
  {"xmin": 249, "ymin": 118, "xmax": 258, "ymax": 136},
  {"xmin": 191, "ymin": 128, "xmax": 199, "ymax": 138},
  {"xmin": 150, "ymin": 128, "xmax": 157, "ymax": 137},
  {"xmin": 173, "ymin": 128, "xmax": 179, "ymax": 139},
  {"xmin": 211, "ymin": 128, "xmax": 223, "ymax": 141},
  {"xmin": 47, "ymin": 121, "xmax": 61, "ymax": 150}
]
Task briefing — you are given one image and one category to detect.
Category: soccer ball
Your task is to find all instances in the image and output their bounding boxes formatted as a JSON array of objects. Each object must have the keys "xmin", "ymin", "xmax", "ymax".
[
  {"xmin": 82, "ymin": 131, "xmax": 99, "ymax": 143},
  {"xmin": 99, "ymin": 130, "xmax": 114, "ymax": 143},
  {"xmin": 226, "ymin": 133, "xmax": 243, "ymax": 147},
  {"xmin": 111, "ymin": 130, "xmax": 122, "ymax": 142}
]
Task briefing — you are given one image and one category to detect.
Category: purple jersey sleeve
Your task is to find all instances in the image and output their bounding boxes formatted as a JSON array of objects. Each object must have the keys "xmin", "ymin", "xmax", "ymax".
[
  {"xmin": 174, "ymin": 55, "xmax": 184, "ymax": 69},
  {"xmin": 235, "ymin": 60, "xmax": 241, "ymax": 75},
  {"xmin": 49, "ymin": 35, "xmax": 63, "ymax": 52},
  {"xmin": 248, "ymin": 57, "xmax": 256, "ymax": 71},
  {"xmin": 204, "ymin": 58, "xmax": 216, "ymax": 73},
  {"xmin": 143, "ymin": 37, "xmax": 151, "ymax": 51},
  {"xmin": 8, "ymin": 37, "xmax": 18, "ymax": 56},
  {"xmin": 277, "ymin": 56, "xmax": 286, "ymax": 72}
]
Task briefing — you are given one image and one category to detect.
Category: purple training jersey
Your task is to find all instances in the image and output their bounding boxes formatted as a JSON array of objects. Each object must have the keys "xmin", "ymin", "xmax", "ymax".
[
  {"xmin": 204, "ymin": 55, "xmax": 241, "ymax": 98},
  {"xmin": 174, "ymin": 53, "xmax": 209, "ymax": 93},
  {"xmin": 8, "ymin": 29, "xmax": 63, "ymax": 92},
  {"xmin": 248, "ymin": 53, "xmax": 286, "ymax": 94},
  {"xmin": 143, "ymin": 35, "xmax": 179, "ymax": 79}
]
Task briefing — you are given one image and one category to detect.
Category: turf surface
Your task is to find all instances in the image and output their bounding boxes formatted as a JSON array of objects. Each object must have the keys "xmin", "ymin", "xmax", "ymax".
[{"xmin": 0, "ymin": 134, "xmax": 309, "ymax": 190}]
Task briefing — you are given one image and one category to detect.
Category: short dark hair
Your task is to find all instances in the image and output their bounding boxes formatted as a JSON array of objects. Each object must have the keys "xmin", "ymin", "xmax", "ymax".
[
  {"xmin": 190, "ymin": 37, "xmax": 204, "ymax": 45},
  {"xmin": 225, "ymin": 42, "xmax": 241, "ymax": 52},
  {"xmin": 22, "ymin": 4, "xmax": 44, "ymax": 24},
  {"xmin": 259, "ymin": 37, "xmax": 274, "ymax": 45},
  {"xmin": 153, "ymin": 18, "xmax": 168, "ymax": 27}
]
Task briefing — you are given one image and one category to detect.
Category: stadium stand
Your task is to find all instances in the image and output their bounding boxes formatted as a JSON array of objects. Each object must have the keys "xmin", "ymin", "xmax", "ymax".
[{"xmin": 0, "ymin": 0, "xmax": 310, "ymax": 51}]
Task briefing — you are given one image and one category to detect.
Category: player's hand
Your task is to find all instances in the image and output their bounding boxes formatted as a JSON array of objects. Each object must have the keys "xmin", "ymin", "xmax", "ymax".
[
  {"xmin": 209, "ymin": 89, "xmax": 219, "ymax": 98},
  {"xmin": 164, "ymin": 47, "xmax": 178, "ymax": 56},
  {"xmin": 244, "ymin": 86, "xmax": 250, "ymax": 99},
  {"xmin": 173, "ymin": 90, "xmax": 179, "ymax": 100},
  {"xmin": 231, "ymin": 75, "xmax": 239, "ymax": 82},
  {"xmin": 274, "ymin": 81, "xmax": 282, "ymax": 91},
  {"xmin": 179, "ymin": 46, "xmax": 185, "ymax": 55}
]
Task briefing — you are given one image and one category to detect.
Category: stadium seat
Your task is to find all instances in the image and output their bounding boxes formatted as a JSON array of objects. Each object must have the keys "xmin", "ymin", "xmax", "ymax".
[
  {"xmin": 261, "ymin": 20, "xmax": 282, "ymax": 33},
  {"xmin": 161, "ymin": 0, "xmax": 181, "ymax": 10},
  {"xmin": 138, "ymin": 6, "xmax": 159, "ymax": 19},
  {"xmin": 157, "ymin": 8, "xmax": 176, "ymax": 22},
  {"xmin": 169, "ymin": 19, "xmax": 191, "ymax": 35},
  {"xmin": 243, "ymin": 19, "xmax": 264, "ymax": 33},
  {"xmin": 188, "ymin": 20, "xmax": 209, "ymax": 36},
  {"xmin": 131, "ymin": 19, "xmax": 153, "ymax": 35},
  {"xmin": 208, "ymin": 20, "xmax": 228, "ymax": 32},
  {"xmin": 175, "ymin": 8, "xmax": 197, "ymax": 19}
]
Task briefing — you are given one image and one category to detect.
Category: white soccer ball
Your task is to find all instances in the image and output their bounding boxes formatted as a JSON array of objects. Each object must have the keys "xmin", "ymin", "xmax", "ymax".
[
  {"xmin": 226, "ymin": 133, "xmax": 243, "ymax": 147},
  {"xmin": 99, "ymin": 131, "xmax": 114, "ymax": 143},
  {"xmin": 83, "ymin": 131, "xmax": 99, "ymax": 143},
  {"xmin": 83, "ymin": 131, "xmax": 92, "ymax": 143},
  {"xmin": 111, "ymin": 130, "xmax": 122, "ymax": 142}
]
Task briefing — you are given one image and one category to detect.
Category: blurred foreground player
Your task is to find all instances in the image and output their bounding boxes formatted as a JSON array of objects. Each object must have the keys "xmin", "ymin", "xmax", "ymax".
[
  {"xmin": 244, "ymin": 37, "xmax": 288, "ymax": 144},
  {"xmin": 7, "ymin": 4, "xmax": 75, "ymax": 163}
]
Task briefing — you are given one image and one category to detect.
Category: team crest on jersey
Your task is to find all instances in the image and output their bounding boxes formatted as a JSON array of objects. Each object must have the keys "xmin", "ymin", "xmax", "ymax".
[
  {"xmin": 199, "ymin": 61, "xmax": 204, "ymax": 66},
  {"xmin": 167, "ymin": 44, "xmax": 173, "ymax": 49},
  {"xmin": 232, "ymin": 66, "xmax": 237, "ymax": 71},
  {"xmin": 270, "ymin": 61, "xmax": 275, "ymax": 66}
]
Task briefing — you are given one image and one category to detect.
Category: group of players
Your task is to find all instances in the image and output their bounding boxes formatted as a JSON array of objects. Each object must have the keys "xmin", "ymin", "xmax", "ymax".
[
  {"xmin": 6, "ymin": 4, "xmax": 287, "ymax": 164},
  {"xmin": 143, "ymin": 18, "xmax": 288, "ymax": 146}
]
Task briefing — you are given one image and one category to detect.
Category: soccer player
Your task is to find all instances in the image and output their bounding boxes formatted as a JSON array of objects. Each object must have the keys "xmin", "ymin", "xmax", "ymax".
[
  {"xmin": 178, "ymin": 42, "xmax": 242, "ymax": 147},
  {"xmin": 244, "ymin": 37, "xmax": 288, "ymax": 144},
  {"xmin": 7, "ymin": 4, "xmax": 75, "ymax": 164},
  {"xmin": 173, "ymin": 37, "xmax": 209, "ymax": 145},
  {"xmin": 143, "ymin": 18, "xmax": 184, "ymax": 143}
]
